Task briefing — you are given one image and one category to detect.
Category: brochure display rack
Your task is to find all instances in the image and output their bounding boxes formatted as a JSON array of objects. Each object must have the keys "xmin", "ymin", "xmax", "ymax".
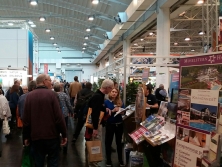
[{"xmin": 173, "ymin": 53, "xmax": 222, "ymax": 167}]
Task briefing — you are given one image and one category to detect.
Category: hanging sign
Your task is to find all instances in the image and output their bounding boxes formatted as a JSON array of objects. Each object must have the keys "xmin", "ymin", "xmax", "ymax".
[
  {"xmin": 44, "ymin": 64, "xmax": 48, "ymax": 74},
  {"xmin": 141, "ymin": 68, "xmax": 150, "ymax": 83}
]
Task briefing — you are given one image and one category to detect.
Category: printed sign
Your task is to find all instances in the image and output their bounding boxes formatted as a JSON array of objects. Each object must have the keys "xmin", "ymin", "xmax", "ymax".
[
  {"xmin": 91, "ymin": 146, "xmax": 100, "ymax": 154},
  {"xmin": 174, "ymin": 127, "xmax": 210, "ymax": 167}
]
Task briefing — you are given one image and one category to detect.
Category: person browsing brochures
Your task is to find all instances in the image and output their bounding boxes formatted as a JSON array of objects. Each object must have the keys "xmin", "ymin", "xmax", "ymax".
[{"xmin": 104, "ymin": 88, "xmax": 125, "ymax": 167}]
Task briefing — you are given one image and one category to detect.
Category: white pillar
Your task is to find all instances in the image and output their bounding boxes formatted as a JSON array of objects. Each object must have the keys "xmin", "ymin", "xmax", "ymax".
[
  {"xmin": 123, "ymin": 39, "xmax": 131, "ymax": 105},
  {"xmin": 99, "ymin": 58, "xmax": 106, "ymax": 71},
  {"xmin": 156, "ymin": 7, "xmax": 170, "ymax": 92},
  {"xmin": 108, "ymin": 52, "xmax": 114, "ymax": 64}
]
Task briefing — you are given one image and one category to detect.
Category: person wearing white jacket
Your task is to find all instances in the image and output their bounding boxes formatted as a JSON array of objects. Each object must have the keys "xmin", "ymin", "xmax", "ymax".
[{"xmin": 0, "ymin": 89, "xmax": 11, "ymax": 157}]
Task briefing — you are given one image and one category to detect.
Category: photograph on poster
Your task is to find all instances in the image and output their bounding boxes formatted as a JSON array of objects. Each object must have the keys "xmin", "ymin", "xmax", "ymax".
[
  {"xmin": 176, "ymin": 127, "xmax": 189, "ymax": 142},
  {"xmin": 189, "ymin": 130, "xmax": 207, "ymax": 148},
  {"xmin": 180, "ymin": 65, "xmax": 222, "ymax": 90},
  {"xmin": 179, "ymin": 89, "xmax": 191, "ymax": 97},
  {"xmin": 171, "ymin": 88, "xmax": 179, "ymax": 104},
  {"xmin": 158, "ymin": 101, "xmax": 168, "ymax": 117},
  {"xmin": 167, "ymin": 103, "xmax": 177, "ymax": 120},
  {"xmin": 190, "ymin": 103, "xmax": 217, "ymax": 132},
  {"xmin": 177, "ymin": 110, "xmax": 190, "ymax": 126},
  {"xmin": 178, "ymin": 98, "xmax": 190, "ymax": 112}
]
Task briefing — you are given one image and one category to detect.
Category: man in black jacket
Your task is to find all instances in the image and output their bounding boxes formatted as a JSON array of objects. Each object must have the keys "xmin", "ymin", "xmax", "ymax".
[
  {"xmin": 89, "ymin": 79, "xmax": 114, "ymax": 139},
  {"xmin": 72, "ymin": 82, "xmax": 94, "ymax": 142},
  {"xmin": 86, "ymin": 79, "xmax": 113, "ymax": 167}
]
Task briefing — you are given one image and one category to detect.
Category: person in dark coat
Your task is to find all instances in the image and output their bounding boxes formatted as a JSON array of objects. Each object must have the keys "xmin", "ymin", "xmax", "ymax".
[{"xmin": 23, "ymin": 74, "xmax": 67, "ymax": 167}]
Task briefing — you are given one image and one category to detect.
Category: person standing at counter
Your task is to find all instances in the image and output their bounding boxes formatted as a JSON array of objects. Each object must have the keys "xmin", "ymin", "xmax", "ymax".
[{"xmin": 145, "ymin": 86, "xmax": 158, "ymax": 115}]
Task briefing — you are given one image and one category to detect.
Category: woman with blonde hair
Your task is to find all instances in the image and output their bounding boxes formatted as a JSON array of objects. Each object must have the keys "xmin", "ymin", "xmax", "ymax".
[{"xmin": 104, "ymin": 88, "xmax": 125, "ymax": 167}]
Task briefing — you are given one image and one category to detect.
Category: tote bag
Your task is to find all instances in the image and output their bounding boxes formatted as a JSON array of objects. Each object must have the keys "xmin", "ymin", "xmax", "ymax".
[
  {"xmin": 86, "ymin": 140, "xmax": 103, "ymax": 162},
  {"xmin": 85, "ymin": 107, "xmax": 104, "ymax": 129},
  {"xmin": 2, "ymin": 117, "xmax": 10, "ymax": 135}
]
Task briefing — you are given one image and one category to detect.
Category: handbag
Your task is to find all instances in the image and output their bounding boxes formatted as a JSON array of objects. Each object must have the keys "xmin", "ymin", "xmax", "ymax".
[
  {"xmin": 86, "ymin": 140, "xmax": 103, "ymax": 162},
  {"xmin": 85, "ymin": 108, "xmax": 104, "ymax": 129},
  {"xmin": 16, "ymin": 106, "xmax": 23, "ymax": 128},
  {"xmin": 21, "ymin": 146, "xmax": 33, "ymax": 167},
  {"xmin": 2, "ymin": 117, "xmax": 10, "ymax": 135}
]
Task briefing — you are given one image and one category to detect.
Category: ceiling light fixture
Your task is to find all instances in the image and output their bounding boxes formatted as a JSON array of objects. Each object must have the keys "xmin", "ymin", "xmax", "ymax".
[
  {"xmin": 29, "ymin": 0, "xmax": 38, "ymax": 6},
  {"xmin": 82, "ymin": 47, "xmax": 86, "ymax": 50},
  {"xmin": 191, "ymin": 49, "xmax": 195, "ymax": 52},
  {"xmin": 83, "ymin": 43, "xmax": 87, "ymax": 46},
  {"xmin": 197, "ymin": 0, "xmax": 204, "ymax": 4},
  {"xmin": 134, "ymin": 43, "xmax": 138, "ymax": 46},
  {"xmin": 45, "ymin": 29, "xmax": 51, "ymax": 32},
  {"xmin": 53, "ymin": 43, "xmax": 57, "ymax": 46},
  {"xmin": 174, "ymin": 42, "xmax": 178, "ymax": 45},
  {"xmin": 149, "ymin": 32, "xmax": 154, "ymax": 36},
  {"xmin": 8, "ymin": 22, "xmax": 13, "ymax": 26},
  {"xmin": 56, "ymin": 47, "xmax": 59, "ymax": 50},
  {"xmin": 86, "ymin": 28, "xmax": 91, "ymax": 32},
  {"xmin": 92, "ymin": 0, "xmax": 99, "ymax": 4},
  {"xmin": 39, "ymin": 17, "xmax": 46, "ymax": 21},
  {"xmin": 140, "ymin": 39, "xmax": 144, "ymax": 41},
  {"xmin": 28, "ymin": 20, "xmax": 34, "ymax": 24},
  {"xmin": 58, "ymin": 50, "xmax": 61, "ymax": 53},
  {"xmin": 179, "ymin": 11, "xmax": 186, "ymax": 17},
  {"xmin": 50, "ymin": 37, "xmax": 55, "ymax": 40},
  {"xmin": 84, "ymin": 36, "xmax": 89, "ymax": 39},
  {"xmin": 199, "ymin": 31, "xmax": 205, "ymax": 35},
  {"xmin": 30, "ymin": 24, "xmax": 36, "ymax": 27},
  {"xmin": 88, "ymin": 15, "xmax": 95, "ymax": 21},
  {"xmin": 185, "ymin": 37, "xmax": 191, "ymax": 41}
]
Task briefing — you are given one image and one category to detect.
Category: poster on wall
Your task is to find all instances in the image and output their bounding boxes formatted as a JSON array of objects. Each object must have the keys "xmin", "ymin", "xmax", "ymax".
[
  {"xmin": 180, "ymin": 54, "xmax": 222, "ymax": 90},
  {"xmin": 174, "ymin": 126, "xmax": 211, "ymax": 167},
  {"xmin": 169, "ymin": 72, "xmax": 179, "ymax": 100},
  {"xmin": 177, "ymin": 89, "xmax": 218, "ymax": 132},
  {"xmin": 190, "ymin": 89, "xmax": 218, "ymax": 132}
]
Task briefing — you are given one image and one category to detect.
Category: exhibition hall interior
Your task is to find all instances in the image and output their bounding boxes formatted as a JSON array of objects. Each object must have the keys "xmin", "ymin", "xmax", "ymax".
[{"xmin": 0, "ymin": 0, "xmax": 222, "ymax": 167}]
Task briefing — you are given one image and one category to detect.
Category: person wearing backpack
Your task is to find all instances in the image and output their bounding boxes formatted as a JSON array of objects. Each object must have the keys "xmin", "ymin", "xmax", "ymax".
[{"xmin": 72, "ymin": 82, "xmax": 94, "ymax": 142}]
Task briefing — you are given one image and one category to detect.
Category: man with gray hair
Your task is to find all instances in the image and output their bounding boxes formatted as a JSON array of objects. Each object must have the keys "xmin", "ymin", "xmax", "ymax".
[
  {"xmin": 23, "ymin": 74, "xmax": 67, "ymax": 167},
  {"xmin": 86, "ymin": 79, "xmax": 114, "ymax": 167},
  {"xmin": 155, "ymin": 84, "xmax": 167, "ymax": 106}
]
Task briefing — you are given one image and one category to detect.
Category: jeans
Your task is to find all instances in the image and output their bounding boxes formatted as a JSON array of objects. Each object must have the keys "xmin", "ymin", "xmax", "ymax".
[
  {"xmin": 105, "ymin": 123, "xmax": 123, "ymax": 163},
  {"xmin": 73, "ymin": 112, "xmax": 85, "ymax": 139},
  {"xmin": 9, "ymin": 107, "xmax": 16, "ymax": 129},
  {"xmin": 31, "ymin": 138, "xmax": 60, "ymax": 167}
]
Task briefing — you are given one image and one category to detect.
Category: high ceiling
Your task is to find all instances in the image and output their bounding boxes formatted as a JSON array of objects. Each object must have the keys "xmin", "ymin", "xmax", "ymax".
[
  {"xmin": 0, "ymin": 0, "xmax": 132, "ymax": 55},
  {"xmin": 0, "ymin": 0, "xmax": 217, "ymax": 63}
]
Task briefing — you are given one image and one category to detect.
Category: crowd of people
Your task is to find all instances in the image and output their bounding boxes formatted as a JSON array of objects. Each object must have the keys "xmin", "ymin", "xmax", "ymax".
[{"xmin": 0, "ymin": 74, "xmax": 167, "ymax": 167}]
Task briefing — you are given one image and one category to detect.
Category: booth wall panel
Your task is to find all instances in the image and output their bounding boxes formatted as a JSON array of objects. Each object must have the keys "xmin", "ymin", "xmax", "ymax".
[
  {"xmin": 0, "ymin": 40, "xmax": 18, "ymax": 58},
  {"xmin": 0, "ymin": 58, "xmax": 18, "ymax": 67},
  {"xmin": 0, "ymin": 30, "xmax": 17, "ymax": 39},
  {"xmin": 18, "ymin": 58, "xmax": 27, "ymax": 68},
  {"xmin": 18, "ymin": 40, "xmax": 27, "ymax": 58},
  {"xmin": 18, "ymin": 30, "xmax": 27, "ymax": 39}
]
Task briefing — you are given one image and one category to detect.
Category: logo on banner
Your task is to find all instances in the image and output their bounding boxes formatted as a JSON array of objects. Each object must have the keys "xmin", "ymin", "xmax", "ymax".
[{"xmin": 208, "ymin": 55, "xmax": 216, "ymax": 64}]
